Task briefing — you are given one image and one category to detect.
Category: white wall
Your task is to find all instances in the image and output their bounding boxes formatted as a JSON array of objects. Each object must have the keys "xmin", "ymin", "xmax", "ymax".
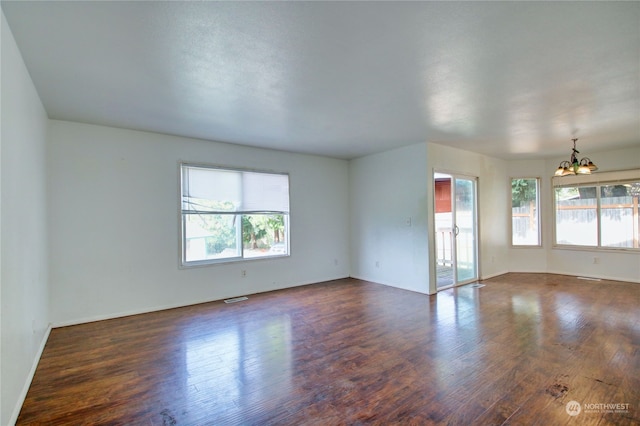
[
  {"xmin": 1, "ymin": 12, "xmax": 51, "ymax": 425},
  {"xmin": 349, "ymin": 143, "xmax": 430, "ymax": 294},
  {"xmin": 48, "ymin": 121, "xmax": 350, "ymax": 325},
  {"xmin": 427, "ymin": 143, "xmax": 510, "ymax": 293}
]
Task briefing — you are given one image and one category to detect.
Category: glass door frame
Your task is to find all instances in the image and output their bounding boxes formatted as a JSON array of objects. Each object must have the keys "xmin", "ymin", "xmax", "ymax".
[
  {"xmin": 453, "ymin": 175, "xmax": 478, "ymax": 285},
  {"xmin": 433, "ymin": 170, "xmax": 479, "ymax": 290}
]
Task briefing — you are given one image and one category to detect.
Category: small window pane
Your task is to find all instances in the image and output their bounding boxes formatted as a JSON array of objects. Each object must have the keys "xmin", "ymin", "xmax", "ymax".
[
  {"xmin": 242, "ymin": 214, "xmax": 288, "ymax": 258},
  {"xmin": 184, "ymin": 213, "xmax": 240, "ymax": 262},
  {"xmin": 555, "ymin": 186, "xmax": 598, "ymax": 246},
  {"xmin": 511, "ymin": 178, "xmax": 540, "ymax": 246},
  {"xmin": 600, "ymin": 185, "xmax": 635, "ymax": 248}
]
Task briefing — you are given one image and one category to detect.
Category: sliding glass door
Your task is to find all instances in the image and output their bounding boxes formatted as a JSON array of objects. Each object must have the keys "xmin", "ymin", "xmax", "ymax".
[
  {"xmin": 454, "ymin": 177, "xmax": 477, "ymax": 283},
  {"xmin": 434, "ymin": 172, "xmax": 478, "ymax": 289}
]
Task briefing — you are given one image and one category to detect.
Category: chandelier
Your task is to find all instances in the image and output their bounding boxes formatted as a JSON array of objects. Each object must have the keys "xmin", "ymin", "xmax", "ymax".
[{"xmin": 554, "ymin": 138, "xmax": 598, "ymax": 176}]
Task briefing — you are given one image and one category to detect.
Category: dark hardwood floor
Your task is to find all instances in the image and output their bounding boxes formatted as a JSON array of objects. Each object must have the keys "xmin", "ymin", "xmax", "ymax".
[{"xmin": 17, "ymin": 273, "xmax": 640, "ymax": 425}]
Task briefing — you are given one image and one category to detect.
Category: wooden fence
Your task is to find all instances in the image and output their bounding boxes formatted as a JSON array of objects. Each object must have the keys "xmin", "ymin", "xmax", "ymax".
[
  {"xmin": 514, "ymin": 196, "xmax": 639, "ymax": 248},
  {"xmin": 512, "ymin": 201, "xmax": 538, "ymax": 244}
]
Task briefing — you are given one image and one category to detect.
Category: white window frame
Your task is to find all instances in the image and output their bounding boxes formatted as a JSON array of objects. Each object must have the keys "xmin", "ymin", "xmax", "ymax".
[
  {"xmin": 179, "ymin": 163, "xmax": 290, "ymax": 267},
  {"xmin": 510, "ymin": 177, "xmax": 542, "ymax": 247},
  {"xmin": 552, "ymin": 169, "xmax": 640, "ymax": 251}
]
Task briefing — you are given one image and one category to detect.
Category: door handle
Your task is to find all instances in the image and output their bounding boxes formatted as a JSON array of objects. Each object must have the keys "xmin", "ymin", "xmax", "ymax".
[{"xmin": 454, "ymin": 225, "xmax": 460, "ymax": 236}]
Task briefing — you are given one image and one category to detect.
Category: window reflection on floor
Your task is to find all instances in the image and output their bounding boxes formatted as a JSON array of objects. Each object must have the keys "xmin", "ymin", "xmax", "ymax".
[
  {"xmin": 432, "ymin": 287, "xmax": 482, "ymax": 385},
  {"xmin": 510, "ymin": 294, "xmax": 542, "ymax": 350},
  {"xmin": 184, "ymin": 314, "xmax": 293, "ymax": 413}
]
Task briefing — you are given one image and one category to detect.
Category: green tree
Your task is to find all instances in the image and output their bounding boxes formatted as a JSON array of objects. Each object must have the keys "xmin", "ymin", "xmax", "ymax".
[
  {"xmin": 189, "ymin": 200, "xmax": 237, "ymax": 254},
  {"xmin": 601, "ymin": 185, "xmax": 628, "ymax": 198},
  {"xmin": 197, "ymin": 214, "xmax": 236, "ymax": 254},
  {"xmin": 512, "ymin": 179, "xmax": 537, "ymax": 208},
  {"xmin": 242, "ymin": 215, "xmax": 268, "ymax": 249},
  {"xmin": 268, "ymin": 215, "xmax": 285, "ymax": 243}
]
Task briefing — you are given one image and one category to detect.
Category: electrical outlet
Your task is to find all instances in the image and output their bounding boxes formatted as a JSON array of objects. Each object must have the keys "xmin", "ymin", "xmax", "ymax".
[
  {"xmin": 375, "ymin": 260, "xmax": 380, "ymax": 268},
  {"xmin": 593, "ymin": 257, "xmax": 599, "ymax": 264},
  {"xmin": 241, "ymin": 270, "xmax": 247, "ymax": 277}
]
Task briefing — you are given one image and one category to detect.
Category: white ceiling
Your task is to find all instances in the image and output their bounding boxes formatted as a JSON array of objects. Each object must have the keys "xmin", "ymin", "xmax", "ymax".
[{"xmin": 2, "ymin": 1, "xmax": 639, "ymax": 160}]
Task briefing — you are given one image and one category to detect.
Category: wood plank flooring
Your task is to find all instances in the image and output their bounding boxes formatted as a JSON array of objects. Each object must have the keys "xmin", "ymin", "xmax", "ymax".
[{"xmin": 17, "ymin": 273, "xmax": 640, "ymax": 425}]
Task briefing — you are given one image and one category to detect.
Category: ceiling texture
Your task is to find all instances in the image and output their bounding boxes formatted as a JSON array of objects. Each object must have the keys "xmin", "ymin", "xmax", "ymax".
[{"xmin": 2, "ymin": 1, "xmax": 639, "ymax": 160}]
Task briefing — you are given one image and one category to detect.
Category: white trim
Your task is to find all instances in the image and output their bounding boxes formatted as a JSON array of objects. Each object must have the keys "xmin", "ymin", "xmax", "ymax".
[
  {"xmin": 550, "ymin": 244, "xmax": 640, "ymax": 254},
  {"xmin": 507, "ymin": 268, "xmax": 546, "ymax": 274},
  {"xmin": 477, "ymin": 270, "xmax": 639, "ymax": 284},
  {"xmin": 545, "ymin": 269, "xmax": 640, "ymax": 284},
  {"xmin": 52, "ymin": 275, "xmax": 350, "ymax": 328},
  {"xmin": 480, "ymin": 270, "xmax": 509, "ymax": 280},
  {"xmin": 10, "ymin": 324, "xmax": 52, "ymax": 425},
  {"xmin": 432, "ymin": 170, "xmax": 480, "ymax": 288},
  {"xmin": 509, "ymin": 176, "xmax": 542, "ymax": 248},
  {"xmin": 349, "ymin": 274, "xmax": 431, "ymax": 295},
  {"xmin": 552, "ymin": 168, "xmax": 640, "ymax": 187},
  {"xmin": 53, "ymin": 296, "xmax": 244, "ymax": 328}
]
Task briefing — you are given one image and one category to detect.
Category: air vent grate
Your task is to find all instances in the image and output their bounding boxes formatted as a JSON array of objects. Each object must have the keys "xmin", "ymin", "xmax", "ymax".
[{"xmin": 224, "ymin": 296, "xmax": 248, "ymax": 304}]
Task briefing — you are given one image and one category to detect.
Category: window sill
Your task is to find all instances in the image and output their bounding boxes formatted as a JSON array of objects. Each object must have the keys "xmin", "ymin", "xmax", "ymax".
[{"xmin": 180, "ymin": 253, "xmax": 290, "ymax": 269}]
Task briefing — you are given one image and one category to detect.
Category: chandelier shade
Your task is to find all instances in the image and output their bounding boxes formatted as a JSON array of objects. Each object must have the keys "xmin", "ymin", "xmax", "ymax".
[{"xmin": 554, "ymin": 138, "xmax": 598, "ymax": 176}]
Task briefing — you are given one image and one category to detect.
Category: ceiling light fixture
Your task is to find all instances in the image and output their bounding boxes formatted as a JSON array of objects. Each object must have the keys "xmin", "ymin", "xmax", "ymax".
[{"xmin": 554, "ymin": 138, "xmax": 598, "ymax": 176}]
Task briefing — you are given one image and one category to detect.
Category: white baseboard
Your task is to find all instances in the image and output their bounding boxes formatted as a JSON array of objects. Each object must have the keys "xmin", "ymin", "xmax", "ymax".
[
  {"xmin": 53, "ymin": 274, "xmax": 351, "ymax": 328},
  {"xmin": 349, "ymin": 274, "xmax": 430, "ymax": 295},
  {"xmin": 10, "ymin": 324, "xmax": 52, "ymax": 426},
  {"xmin": 52, "ymin": 298, "xmax": 224, "ymax": 328},
  {"xmin": 545, "ymin": 270, "xmax": 640, "ymax": 284},
  {"xmin": 480, "ymin": 270, "xmax": 509, "ymax": 280}
]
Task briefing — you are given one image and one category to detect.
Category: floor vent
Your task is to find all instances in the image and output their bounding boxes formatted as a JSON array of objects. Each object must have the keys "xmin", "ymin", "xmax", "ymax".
[
  {"xmin": 224, "ymin": 296, "xmax": 248, "ymax": 304},
  {"xmin": 468, "ymin": 284, "xmax": 485, "ymax": 288}
]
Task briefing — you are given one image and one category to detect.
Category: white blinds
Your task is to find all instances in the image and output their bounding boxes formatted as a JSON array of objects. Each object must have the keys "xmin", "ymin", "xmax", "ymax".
[
  {"xmin": 182, "ymin": 165, "xmax": 290, "ymax": 214},
  {"xmin": 241, "ymin": 171, "xmax": 290, "ymax": 212}
]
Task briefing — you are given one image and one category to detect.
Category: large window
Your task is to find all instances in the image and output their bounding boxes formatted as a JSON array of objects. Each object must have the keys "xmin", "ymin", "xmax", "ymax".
[
  {"xmin": 511, "ymin": 178, "xmax": 540, "ymax": 246},
  {"xmin": 553, "ymin": 170, "xmax": 640, "ymax": 250},
  {"xmin": 180, "ymin": 164, "xmax": 290, "ymax": 266}
]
